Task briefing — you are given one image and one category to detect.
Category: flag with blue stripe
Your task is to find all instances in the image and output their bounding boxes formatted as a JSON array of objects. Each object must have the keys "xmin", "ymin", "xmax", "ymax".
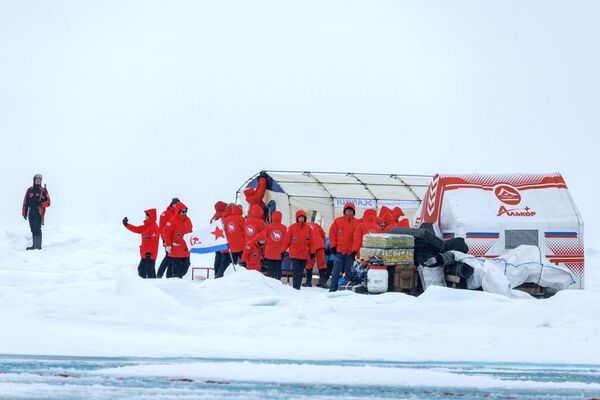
[{"xmin": 187, "ymin": 221, "xmax": 229, "ymax": 254}]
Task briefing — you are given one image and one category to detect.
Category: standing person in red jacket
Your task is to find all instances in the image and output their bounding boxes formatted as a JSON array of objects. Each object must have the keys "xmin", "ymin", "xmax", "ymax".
[
  {"xmin": 22, "ymin": 174, "xmax": 51, "ymax": 250},
  {"xmin": 244, "ymin": 171, "xmax": 268, "ymax": 220},
  {"xmin": 259, "ymin": 210, "xmax": 287, "ymax": 280},
  {"xmin": 304, "ymin": 222, "xmax": 327, "ymax": 288},
  {"xmin": 123, "ymin": 209, "xmax": 160, "ymax": 278},
  {"xmin": 352, "ymin": 208, "xmax": 382, "ymax": 258},
  {"xmin": 156, "ymin": 198, "xmax": 180, "ymax": 278},
  {"xmin": 245, "ymin": 205, "xmax": 266, "ymax": 242},
  {"xmin": 210, "ymin": 201, "xmax": 228, "ymax": 277},
  {"xmin": 281, "ymin": 210, "xmax": 314, "ymax": 290},
  {"xmin": 328, "ymin": 202, "xmax": 359, "ymax": 292},
  {"xmin": 163, "ymin": 202, "xmax": 193, "ymax": 279},
  {"xmin": 217, "ymin": 204, "xmax": 246, "ymax": 278},
  {"xmin": 392, "ymin": 207, "xmax": 411, "ymax": 228},
  {"xmin": 382, "ymin": 210, "xmax": 400, "ymax": 233}
]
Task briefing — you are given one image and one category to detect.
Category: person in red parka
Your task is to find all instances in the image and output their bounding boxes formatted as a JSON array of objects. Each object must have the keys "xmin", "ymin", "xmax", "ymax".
[
  {"xmin": 245, "ymin": 205, "xmax": 266, "ymax": 242},
  {"xmin": 163, "ymin": 202, "xmax": 193, "ymax": 278},
  {"xmin": 210, "ymin": 200, "xmax": 228, "ymax": 277},
  {"xmin": 328, "ymin": 202, "xmax": 359, "ymax": 292},
  {"xmin": 281, "ymin": 210, "xmax": 314, "ymax": 290},
  {"xmin": 243, "ymin": 172, "xmax": 268, "ymax": 219},
  {"xmin": 392, "ymin": 207, "xmax": 410, "ymax": 228},
  {"xmin": 352, "ymin": 208, "xmax": 382, "ymax": 258},
  {"xmin": 217, "ymin": 204, "xmax": 246, "ymax": 278},
  {"xmin": 382, "ymin": 210, "xmax": 400, "ymax": 233},
  {"xmin": 304, "ymin": 222, "xmax": 327, "ymax": 288},
  {"xmin": 123, "ymin": 208, "xmax": 160, "ymax": 279},
  {"xmin": 240, "ymin": 236, "xmax": 264, "ymax": 271},
  {"xmin": 259, "ymin": 210, "xmax": 288, "ymax": 280},
  {"xmin": 157, "ymin": 198, "xmax": 180, "ymax": 278}
]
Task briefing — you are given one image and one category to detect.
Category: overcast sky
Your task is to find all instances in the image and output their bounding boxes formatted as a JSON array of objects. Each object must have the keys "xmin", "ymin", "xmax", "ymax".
[{"xmin": 1, "ymin": 1, "xmax": 598, "ymax": 242}]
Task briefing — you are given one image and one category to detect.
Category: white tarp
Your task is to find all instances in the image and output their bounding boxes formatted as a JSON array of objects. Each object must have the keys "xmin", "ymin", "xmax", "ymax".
[{"xmin": 450, "ymin": 245, "xmax": 576, "ymax": 298}]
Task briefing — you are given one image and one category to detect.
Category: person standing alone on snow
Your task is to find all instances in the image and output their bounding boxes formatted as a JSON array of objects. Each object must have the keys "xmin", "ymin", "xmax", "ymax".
[
  {"xmin": 22, "ymin": 174, "xmax": 51, "ymax": 250},
  {"xmin": 123, "ymin": 209, "xmax": 160, "ymax": 278},
  {"xmin": 163, "ymin": 202, "xmax": 193, "ymax": 278}
]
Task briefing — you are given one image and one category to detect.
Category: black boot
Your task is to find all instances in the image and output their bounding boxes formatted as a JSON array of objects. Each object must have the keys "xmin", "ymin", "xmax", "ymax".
[
  {"xmin": 318, "ymin": 269, "xmax": 329, "ymax": 289},
  {"xmin": 35, "ymin": 235, "xmax": 42, "ymax": 250},
  {"xmin": 26, "ymin": 238, "xmax": 35, "ymax": 251},
  {"xmin": 302, "ymin": 269, "xmax": 313, "ymax": 287}
]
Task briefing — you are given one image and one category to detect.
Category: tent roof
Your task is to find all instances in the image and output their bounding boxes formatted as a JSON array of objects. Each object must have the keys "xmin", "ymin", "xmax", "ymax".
[{"xmin": 237, "ymin": 171, "xmax": 433, "ymax": 202}]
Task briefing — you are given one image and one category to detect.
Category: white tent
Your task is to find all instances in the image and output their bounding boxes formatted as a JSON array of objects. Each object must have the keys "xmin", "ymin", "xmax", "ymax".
[
  {"xmin": 414, "ymin": 173, "xmax": 585, "ymax": 288},
  {"xmin": 236, "ymin": 171, "xmax": 433, "ymax": 231}
]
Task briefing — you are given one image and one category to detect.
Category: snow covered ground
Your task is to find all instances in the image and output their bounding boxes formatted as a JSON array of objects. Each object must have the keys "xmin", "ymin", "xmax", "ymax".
[{"xmin": 1, "ymin": 224, "xmax": 599, "ymax": 365}]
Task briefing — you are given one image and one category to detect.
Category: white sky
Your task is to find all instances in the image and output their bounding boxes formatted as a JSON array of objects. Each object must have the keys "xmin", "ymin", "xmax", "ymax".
[{"xmin": 1, "ymin": 1, "xmax": 598, "ymax": 242}]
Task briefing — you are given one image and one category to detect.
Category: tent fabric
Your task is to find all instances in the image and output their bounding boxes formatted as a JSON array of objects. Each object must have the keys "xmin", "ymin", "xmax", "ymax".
[{"xmin": 236, "ymin": 171, "xmax": 433, "ymax": 232}]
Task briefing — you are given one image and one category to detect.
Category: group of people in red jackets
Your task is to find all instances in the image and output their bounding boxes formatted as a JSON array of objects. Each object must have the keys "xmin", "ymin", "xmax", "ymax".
[
  {"xmin": 123, "ymin": 198, "xmax": 193, "ymax": 279},
  {"xmin": 210, "ymin": 176, "xmax": 410, "ymax": 291},
  {"xmin": 122, "ymin": 173, "xmax": 410, "ymax": 291}
]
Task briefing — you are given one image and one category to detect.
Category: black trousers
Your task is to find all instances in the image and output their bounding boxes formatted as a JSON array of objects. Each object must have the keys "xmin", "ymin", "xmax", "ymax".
[
  {"xmin": 171, "ymin": 257, "xmax": 191, "ymax": 279},
  {"xmin": 157, "ymin": 253, "xmax": 173, "ymax": 278},
  {"xmin": 137, "ymin": 258, "xmax": 156, "ymax": 279},
  {"xmin": 213, "ymin": 251, "xmax": 223, "ymax": 276},
  {"xmin": 264, "ymin": 258, "xmax": 282, "ymax": 280},
  {"xmin": 290, "ymin": 258, "xmax": 307, "ymax": 290},
  {"xmin": 216, "ymin": 251, "xmax": 242, "ymax": 278},
  {"xmin": 28, "ymin": 211, "xmax": 42, "ymax": 236}
]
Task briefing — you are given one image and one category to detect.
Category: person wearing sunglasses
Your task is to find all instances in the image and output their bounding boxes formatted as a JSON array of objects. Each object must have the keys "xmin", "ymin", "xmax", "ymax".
[{"xmin": 163, "ymin": 202, "xmax": 193, "ymax": 278}]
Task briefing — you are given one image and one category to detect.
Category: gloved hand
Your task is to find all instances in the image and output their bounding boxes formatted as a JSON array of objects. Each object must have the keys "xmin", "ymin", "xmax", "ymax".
[
  {"xmin": 280, "ymin": 252, "xmax": 286, "ymax": 259},
  {"xmin": 122, "ymin": 217, "xmax": 128, "ymax": 226},
  {"xmin": 23, "ymin": 215, "xmax": 27, "ymax": 220},
  {"xmin": 165, "ymin": 246, "xmax": 172, "ymax": 254},
  {"xmin": 330, "ymin": 247, "xmax": 336, "ymax": 256},
  {"xmin": 310, "ymin": 253, "xmax": 315, "ymax": 260},
  {"xmin": 144, "ymin": 252, "xmax": 152, "ymax": 259}
]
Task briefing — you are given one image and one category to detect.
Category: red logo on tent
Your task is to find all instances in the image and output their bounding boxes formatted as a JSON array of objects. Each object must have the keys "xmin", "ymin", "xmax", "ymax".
[
  {"xmin": 494, "ymin": 185, "xmax": 521, "ymax": 205},
  {"xmin": 189, "ymin": 236, "xmax": 201, "ymax": 246}
]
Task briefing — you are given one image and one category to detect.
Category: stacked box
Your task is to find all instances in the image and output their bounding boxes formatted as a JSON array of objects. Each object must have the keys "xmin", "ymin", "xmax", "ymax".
[
  {"xmin": 393, "ymin": 264, "xmax": 419, "ymax": 291},
  {"xmin": 360, "ymin": 247, "xmax": 414, "ymax": 265},
  {"xmin": 363, "ymin": 234, "xmax": 414, "ymax": 249}
]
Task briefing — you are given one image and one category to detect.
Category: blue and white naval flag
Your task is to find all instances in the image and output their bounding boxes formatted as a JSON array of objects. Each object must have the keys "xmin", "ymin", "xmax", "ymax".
[{"xmin": 187, "ymin": 221, "xmax": 229, "ymax": 254}]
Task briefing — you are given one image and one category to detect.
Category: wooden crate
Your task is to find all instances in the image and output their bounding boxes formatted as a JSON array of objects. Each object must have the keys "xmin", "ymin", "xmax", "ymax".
[{"xmin": 388, "ymin": 264, "xmax": 419, "ymax": 293}]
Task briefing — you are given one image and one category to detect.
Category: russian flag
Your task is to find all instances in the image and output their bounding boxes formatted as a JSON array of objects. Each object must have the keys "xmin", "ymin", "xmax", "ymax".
[{"xmin": 187, "ymin": 221, "xmax": 229, "ymax": 254}]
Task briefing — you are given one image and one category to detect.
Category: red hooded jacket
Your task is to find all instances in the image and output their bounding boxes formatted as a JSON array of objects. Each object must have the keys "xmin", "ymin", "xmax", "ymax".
[
  {"xmin": 382, "ymin": 210, "xmax": 400, "ymax": 233},
  {"xmin": 223, "ymin": 204, "xmax": 246, "ymax": 253},
  {"xmin": 126, "ymin": 208, "xmax": 161, "ymax": 260},
  {"xmin": 159, "ymin": 204, "xmax": 177, "ymax": 244},
  {"xmin": 243, "ymin": 177, "xmax": 267, "ymax": 212},
  {"xmin": 260, "ymin": 210, "xmax": 288, "ymax": 260},
  {"xmin": 352, "ymin": 209, "xmax": 382, "ymax": 253},
  {"xmin": 392, "ymin": 207, "xmax": 410, "ymax": 228},
  {"xmin": 281, "ymin": 210, "xmax": 313, "ymax": 260},
  {"xmin": 211, "ymin": 201, "xmax": 228, "ymax": 223},
  {"xmin": 241, "ymin": 238, "xmax": 263, "ymax": 271},
  {"xmin": 329, "ymin": 202, "xmax": 359, "ymax": 255},
  {"xmin": 244, "ymin": 205, "xmax": 266, "ymax": 242},
  {"xmin": 163, "ymin": 202, "xmax": 193, "ymax": 258}
]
